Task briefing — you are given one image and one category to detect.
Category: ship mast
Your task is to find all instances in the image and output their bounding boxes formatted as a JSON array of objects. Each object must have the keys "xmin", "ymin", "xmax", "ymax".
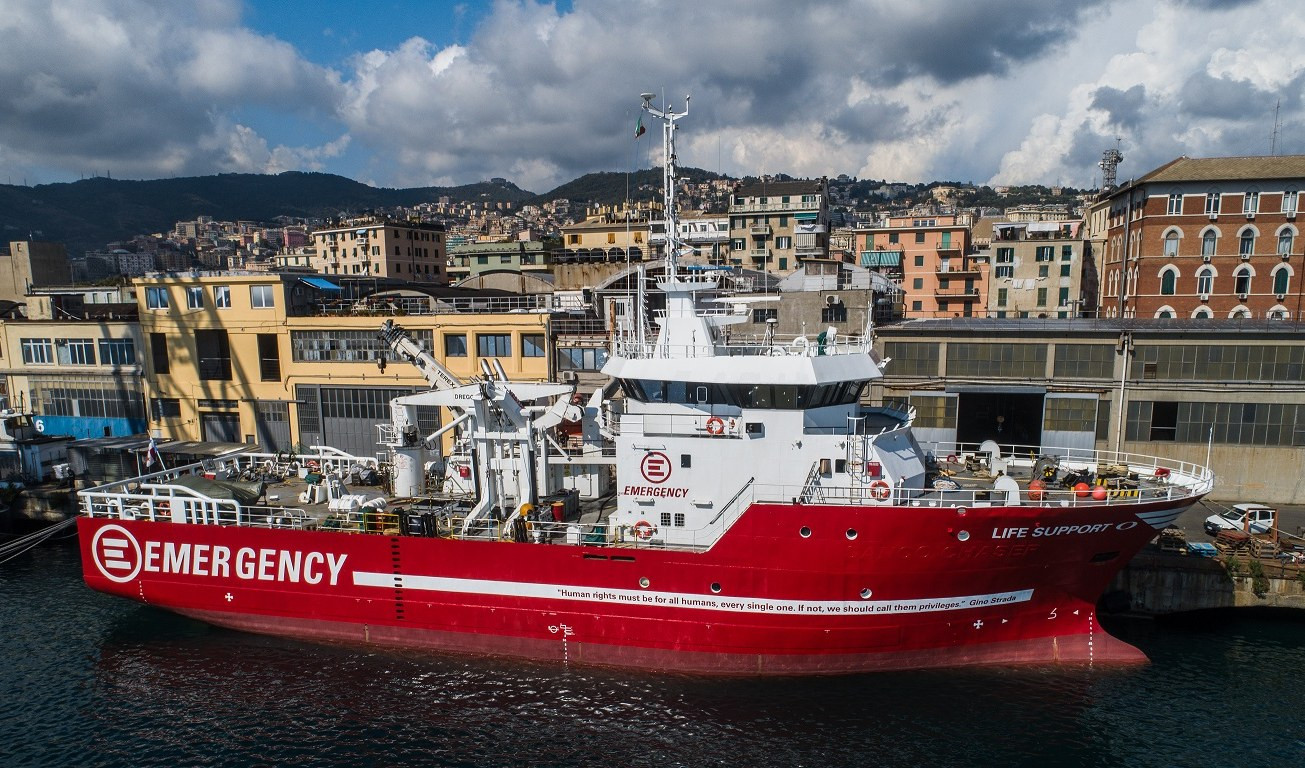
[{"xmin": 641, "ymin": 92, "xmax": 689, "ymax": 281}]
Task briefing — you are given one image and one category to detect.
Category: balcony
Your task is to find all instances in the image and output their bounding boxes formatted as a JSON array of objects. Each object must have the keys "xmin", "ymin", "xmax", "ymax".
[
  {"xmin": 749, "ymin": 248, "xmax": 771, "ymax": 260},
  {"xmin": 934, "ymin": 287, "xmax": 981, "ymax": 300},
  {"xmin": 935, "ymin": 243, "xmax": 962, "ymax": 255},
  {"xmin": 731, "ymin": 201, "xmax": 820, "ymax": 215},
  {"xmin": 935, "ymin": 262, "xmax": 982, "ymax": 276},
  {"xmin": 749, "ymin": 224, "xmax": 771, "ymax": 235}
]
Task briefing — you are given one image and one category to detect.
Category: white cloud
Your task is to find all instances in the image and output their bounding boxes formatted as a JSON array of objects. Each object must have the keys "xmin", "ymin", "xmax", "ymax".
[{"xmin": 2, "ymin": 0, "xmax": 1303, "ymax": 192}]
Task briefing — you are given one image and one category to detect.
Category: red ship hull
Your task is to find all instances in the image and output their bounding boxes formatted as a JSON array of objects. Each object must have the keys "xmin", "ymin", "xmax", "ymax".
[{"xmin": 78, "ymin": 497, "xmax": 1191, "ymax": 674}]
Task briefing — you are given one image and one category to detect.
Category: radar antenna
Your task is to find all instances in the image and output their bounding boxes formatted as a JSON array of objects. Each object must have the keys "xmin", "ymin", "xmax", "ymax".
[{"xmin": 640, "ymin": 92, "xmax": 690, "ymax": 281}]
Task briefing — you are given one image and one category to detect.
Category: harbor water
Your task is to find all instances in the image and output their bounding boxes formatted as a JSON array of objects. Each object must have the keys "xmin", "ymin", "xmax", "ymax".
[{"xmin": 3, "ymin": 541, "xmax": 1303, "ymax": 768}]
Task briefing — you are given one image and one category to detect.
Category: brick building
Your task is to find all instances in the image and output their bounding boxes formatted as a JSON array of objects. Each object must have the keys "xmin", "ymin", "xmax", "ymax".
[{"xmin": 1100, "ymin": 155, "xmax": 1305, "ymax": 319}]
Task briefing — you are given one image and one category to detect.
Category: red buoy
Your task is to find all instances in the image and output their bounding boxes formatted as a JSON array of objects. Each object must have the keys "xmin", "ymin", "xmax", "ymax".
[
  {"xmin": 1091, "ymin": 486, "xmax": 1109, "ymax": 501},
  {"xmin": 1074, "ymin": 482, "xmax": 1091, "ymax": 498}
]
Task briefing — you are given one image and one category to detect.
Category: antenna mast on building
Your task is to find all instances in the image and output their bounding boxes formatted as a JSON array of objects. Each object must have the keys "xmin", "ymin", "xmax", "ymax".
[
  {"xmin": 1271, "ymin": 99, "xmax": 1281, "ymax": 155},
  {"xmin": 1099, "ymin": 140, "xmax": 1124, "ymax": 190}
]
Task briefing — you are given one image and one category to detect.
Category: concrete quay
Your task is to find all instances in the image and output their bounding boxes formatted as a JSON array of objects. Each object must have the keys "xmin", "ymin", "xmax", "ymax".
[{"xmin": 1105, "ymin": 500, "xmax": 1305, "ymax": 615}]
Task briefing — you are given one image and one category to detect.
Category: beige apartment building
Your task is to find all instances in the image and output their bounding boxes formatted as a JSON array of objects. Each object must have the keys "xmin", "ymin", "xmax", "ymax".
[
  {"xmin": 988, "ymin": 220, "xmax": 1087, "ymax": 318},
  {"xmin": 728, "ymin": 179, "xmax": 828, "ymax": 274},
  {"xmin": 310, "ymin": 218, "xmax": 448, "ymax": 284}
]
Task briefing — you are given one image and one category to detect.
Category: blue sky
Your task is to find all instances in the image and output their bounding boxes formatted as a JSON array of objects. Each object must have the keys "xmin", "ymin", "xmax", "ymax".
[{"xmin": 0, "ymin": 0, "xmax": 1299, "ymax": 193}]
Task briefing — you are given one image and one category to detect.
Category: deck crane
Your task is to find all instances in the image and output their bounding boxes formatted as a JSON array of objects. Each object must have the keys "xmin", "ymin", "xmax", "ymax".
[{"xmin": 377, "ymin": 319, "xmax": 588, "ymax": 533}]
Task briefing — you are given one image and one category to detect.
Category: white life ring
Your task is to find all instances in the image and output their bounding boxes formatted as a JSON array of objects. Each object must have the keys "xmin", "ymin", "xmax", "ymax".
[
  {"xmin": 705, "ymin": 416, "xmax": 725, "ymax": 435},
  {"xmin": 789, "ymin": 336, "xmax": 810, "ymax": 354}
]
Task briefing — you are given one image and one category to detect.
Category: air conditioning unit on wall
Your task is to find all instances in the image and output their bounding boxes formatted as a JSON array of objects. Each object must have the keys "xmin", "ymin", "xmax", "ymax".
[
  {"xmin": 1202, "ymin": 254, "xmax": 1212, "ymax": 263},
  {"xmin": 1199, "ymin": 293, "xmax": 1210, "ymax": 302}
]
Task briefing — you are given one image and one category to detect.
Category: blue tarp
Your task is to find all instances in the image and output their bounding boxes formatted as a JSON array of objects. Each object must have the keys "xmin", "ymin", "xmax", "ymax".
[{"xmin": 300, "ymin": 277, "xmax": 342, "ymax": 291}]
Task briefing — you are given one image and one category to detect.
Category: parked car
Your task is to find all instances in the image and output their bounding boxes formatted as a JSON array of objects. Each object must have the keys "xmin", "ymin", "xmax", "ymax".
[{"xmin": 1204, "ymin": 503, "xmax": 1276, "ymax": 536}]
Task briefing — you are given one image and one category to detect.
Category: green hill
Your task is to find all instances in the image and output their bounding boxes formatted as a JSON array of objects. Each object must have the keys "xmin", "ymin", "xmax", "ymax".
[
  {"xmin": 533, "ymin": 167, "xmax": 728, "ymax": 205},
  {"xmin": 0, "ymin": 172, "xmax": 534, "ymax": 255}
]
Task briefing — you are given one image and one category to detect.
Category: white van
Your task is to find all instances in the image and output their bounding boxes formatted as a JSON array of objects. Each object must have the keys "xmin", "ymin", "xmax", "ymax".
[{"xmin": 1203, "ymin": 503, "xmax": 1276, "ymax": 536}]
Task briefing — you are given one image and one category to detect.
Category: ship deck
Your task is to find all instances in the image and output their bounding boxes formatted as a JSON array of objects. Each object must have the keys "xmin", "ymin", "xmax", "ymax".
[{"xmin": 78, "ymin": 443, "xmax": 1212, "ymax": 551}]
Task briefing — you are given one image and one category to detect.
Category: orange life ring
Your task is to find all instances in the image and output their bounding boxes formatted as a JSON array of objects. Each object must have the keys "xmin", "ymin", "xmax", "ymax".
[
  {"xmin": 633, "ymin": 520, "xmax": 655, "ymax": 540},
  {"xmin": 705, "ymin": 417, "xmax": 725, "ymax": 435},
  {"xmin": 869, "ymin": 480, "xmax": 891, "ymax": 501},
  {"xmin": 946, "ymin": 454, "xmax": 958, "ymax": 464}
]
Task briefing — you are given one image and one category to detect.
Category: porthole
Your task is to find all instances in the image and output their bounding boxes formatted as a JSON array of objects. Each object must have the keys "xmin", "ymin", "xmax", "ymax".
[
  {"xmin": 845, "ymin": 528, "xmax": 858, "ymax": 540},
  {"xmin": 639, "ymin": 577, "xmax": 650, "ymax": 588},
  {"xmin": 710, "ymin": 582, "xmax": 722, "ymax": 594},
  {"xmin": 799, "ymin": 526, "xmax": 812, "ymax": 538},
  {"xmin": 860, "ymin": 588, "xmax": 872, "ymax": 599},
  {"xmin": 957, "ymin": 530, "xmax": 971, "ymax": 542}
]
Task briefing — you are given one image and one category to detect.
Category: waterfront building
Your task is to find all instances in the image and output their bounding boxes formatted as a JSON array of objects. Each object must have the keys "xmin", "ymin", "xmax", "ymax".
[
  {"xmin": 310, "ymin": 218, "xmax": 448, "ymax": 284},
  {"xmin": 727, "ymin": 178, "xmax": 828, "ymax": 274},
  {"xmin": 988, "ymin": 220, "xmax": 1088, "ymax": 318},
  {"xmin": 133, "ymin": 272, "xmax": 550, "ymax": 458},
  {"xmin": 874, "ymin": 317, "xmax": 1305, "ymax": 504},
  {"xmin": 0, "ymin": 290, "xmax": 145, "ymax": 439},
  {"xmin": 853, "ymin": 214, "xmax": 980, "ymax": 318},
  {"xmin": 1098, "ymin": 155, "xmax": 1305, "ymax": 319}
]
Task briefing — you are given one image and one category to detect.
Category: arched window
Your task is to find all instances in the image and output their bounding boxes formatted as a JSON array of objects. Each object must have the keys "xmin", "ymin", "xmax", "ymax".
[
  {"xmin": 1229, "ymin": 307, "xmax": 1250, "ymax": 319},
  {"xmin": 1239, "ymin": 230, "xmax": 1255, "ymax": 257},
  {"xmin": 1160, "ymin": 268, "xmax": 1177, "ymax": 295},
  {"xmin": 1163, "ymin": 231, "xmax": 1179, "ymax": 257},
  {"xmin": 1234, "ymin": 266, "xmax": 1252, "ymax": 295},
  {"xmin": 1193, "ymin": 307, "xmax": 1213, "ymax": 319},
  {"xmin": 1202, "ymin": 230, "xmax": 1218, "ymax": 257},
  {"xmin": 1269, "ymin": 307, "xmax": 1289, "ymax": 319},
  {"xmin": 1155, "ymin": 307, "xmax": 1175, "ymax": 319},
  {"xmin": 1274, "ymin": 266, "xmax": 1291, "ymax": 295},
  {"xmin": 1279, "ymin": 229, "xmax": 1295, "ymax": 255},
  {"xmin": 1197, "ymin": 267, "xmax": 1214, "ymax": 294}
]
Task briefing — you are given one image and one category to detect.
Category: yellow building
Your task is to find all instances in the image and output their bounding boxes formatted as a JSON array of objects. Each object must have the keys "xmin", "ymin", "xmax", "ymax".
[
  {"xmin": 135, "ymin": 272, "xmax": 552, "ymax": 457},
  {"xmin": 0, "ymin": 292, "xmax": 145, "ymax": 440},
  {"xmin": 557, "ymin": 205, "xmax": 654, "ymax": 264}
]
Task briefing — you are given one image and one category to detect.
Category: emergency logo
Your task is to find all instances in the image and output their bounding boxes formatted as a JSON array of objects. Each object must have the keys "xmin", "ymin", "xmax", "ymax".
[
  {"xmin": 91, "ymin": 524, "xmax": 143, "ymax": 583},
  {"xmin": 641, "ymin": 452, "xmax": 671, "ymax": 484}
]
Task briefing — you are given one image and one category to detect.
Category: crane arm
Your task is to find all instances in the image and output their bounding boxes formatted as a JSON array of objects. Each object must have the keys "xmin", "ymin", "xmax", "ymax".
[{"xmin": 378, "ymin": 319, "xmax": 463, "ymax": 391}]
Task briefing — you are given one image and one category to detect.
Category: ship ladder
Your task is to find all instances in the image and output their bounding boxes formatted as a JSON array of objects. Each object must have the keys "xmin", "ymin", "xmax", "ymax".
[
  {"xmin": 845, "ymin": 422, "xmax": 869, "ymax": 501},
  {"xmin": 798, "ymin": 461, "xmax": 825, "ymax": 504}
]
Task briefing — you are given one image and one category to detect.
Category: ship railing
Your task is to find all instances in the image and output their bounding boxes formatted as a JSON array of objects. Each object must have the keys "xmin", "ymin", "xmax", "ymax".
[
  {"xmin": 920, "ymin": 442, "xmax": 1215, "ymax": 497},
  {"xmin": 78, "ymin": 450, "xmax": 387, "ymax": 526},
  {"xmin": 617, "ymin": 412, "xmax": 743, "ymax": 439},
  {"xmin": 748, "ymin": 479, "xmax": 1201, "ymax": 509},
  {"xmin": 611, "ymin": 334, "xmax": 871, "ymax": 360},
  {"xmin": 438, "ymin": 515, "xmax": 611, "ymax": 545}
]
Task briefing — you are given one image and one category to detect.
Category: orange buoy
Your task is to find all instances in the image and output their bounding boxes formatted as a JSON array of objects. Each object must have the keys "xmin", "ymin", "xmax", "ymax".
[
  {"xmin": 1073, "ymin": 482, "xmax": 1091, "ymax": 498},
  {"xmin": 1028, "ymin": 479, "xmax": 1045, "ymax": 501},
  {"xmin": 1091, "ymin": 486, "xmax": 1109, "ymax": 501}
]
